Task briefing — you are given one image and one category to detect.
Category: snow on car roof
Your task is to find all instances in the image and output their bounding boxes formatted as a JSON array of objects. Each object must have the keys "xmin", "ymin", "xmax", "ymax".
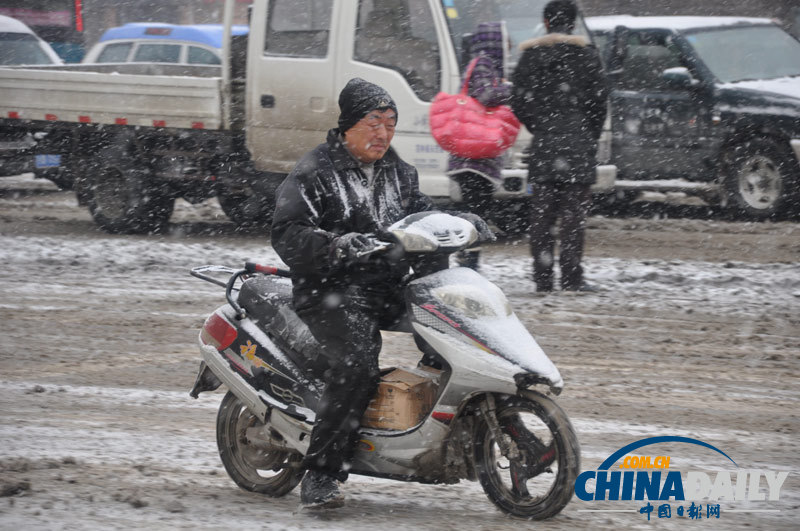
[
  {"xmin": 0, "ymin": 14, "xmax": 38, "ymax": 34},
  {"xmin": 98, "ymin": 23, "xmax": 249, "ymax": 49},
  {"xmin": 586, "ymin": 15, "xmax": 775, "ymax": 33}
]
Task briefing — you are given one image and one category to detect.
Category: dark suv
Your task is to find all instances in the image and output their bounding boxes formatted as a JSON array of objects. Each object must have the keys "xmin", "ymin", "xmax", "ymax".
[{"xmin": 587, "ymin": 16, "xmax": 800, "ymax": 219}]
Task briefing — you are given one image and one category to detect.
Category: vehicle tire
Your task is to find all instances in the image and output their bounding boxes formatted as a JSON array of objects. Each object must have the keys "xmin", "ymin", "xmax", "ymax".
[
  {"xmin": 72, "ymin": 157, "xmax": 94, "ymax": 206},
  {"xmin": 474, "ymin": 391, "xmax": 580, "ymax": 519},
  {"xmin": 721, "ymin": 138, "xmax": 800, "ymax": 219},
  {"xmin": 86, "ymin": 140, "xmax": 174, "ymax": 234},
  {"xmin": 216, "ymin": 391, "xmax": 305, "ymax": 496},
  {"xmin": 218, "ymin": 168, "xmax": 284, "ymax": 229}
]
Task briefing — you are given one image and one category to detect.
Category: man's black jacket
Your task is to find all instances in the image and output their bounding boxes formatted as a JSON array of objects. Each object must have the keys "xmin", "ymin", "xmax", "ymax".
[
  {"xmin": 512, "ymin": 33, "xmax": 608, "ymax": 139},
  {"xmin": 511, "ymin": 33, "xmax": 609, "ymax": 184},
  {"xmin": 271, "ymin": 129, "xmax": 433, "ymax": 307}
]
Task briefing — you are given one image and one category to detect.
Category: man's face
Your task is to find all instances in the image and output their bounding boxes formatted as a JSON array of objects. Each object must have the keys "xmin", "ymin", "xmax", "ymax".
[{"xmin": 343, "ymin": 108, "xmax": 397, "ymax": 164}]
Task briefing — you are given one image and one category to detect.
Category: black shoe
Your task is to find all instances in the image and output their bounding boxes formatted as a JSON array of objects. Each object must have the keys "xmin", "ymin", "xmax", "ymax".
[
  {"xmin": 532, "ymin": 269, "xmax": 553, "ymax": 293},
  {"xmin": 562, "ymin": 282, "xmax": 597, "ymax": 292},
  {"xmin": 300, "ymin": 470, "xmax": 345, "ymax": 509},
  {"xmin": 534, "ymin": 279, "xmax": 554, "ymax": 293}
]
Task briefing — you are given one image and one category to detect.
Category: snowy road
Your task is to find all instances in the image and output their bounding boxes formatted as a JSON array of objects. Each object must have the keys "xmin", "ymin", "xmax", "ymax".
[{"xmin": 0, "ymin": 175, "xmax": 798, "ymax": 530}]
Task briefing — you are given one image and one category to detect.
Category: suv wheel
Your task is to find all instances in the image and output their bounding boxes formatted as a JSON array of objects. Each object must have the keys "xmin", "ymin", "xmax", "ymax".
[{"xmin": 721, "ymin": 138, "xmax": 799, "ymax": 219}]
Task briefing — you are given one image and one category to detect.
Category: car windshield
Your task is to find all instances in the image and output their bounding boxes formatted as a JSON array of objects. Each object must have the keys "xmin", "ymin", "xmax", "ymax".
[
  {"xmin": 0, "ymin": 33, "xmax": 54, "ymax": 65},
  {"xmin": 440, "ymin": 0, "xmax": 589, "ymax": 71},
  {"xmin": 685, "ymin": 25, "xmax": 800, "ymax": 83}
]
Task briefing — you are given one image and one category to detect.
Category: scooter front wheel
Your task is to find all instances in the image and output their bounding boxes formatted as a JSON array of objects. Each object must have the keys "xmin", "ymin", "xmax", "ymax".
[
  {"xmin": 474, "ymin": 391, "xmax": 580, "ymax": 519},
  {"xmin": 216, "ymin": 391, "xmax": 305, "ymax": 496}
]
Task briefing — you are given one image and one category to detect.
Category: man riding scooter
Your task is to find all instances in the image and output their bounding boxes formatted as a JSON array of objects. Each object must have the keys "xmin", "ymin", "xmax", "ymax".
[{"xmin": 271, "ymin": 78, "xmax": 494, "ymax": 509}]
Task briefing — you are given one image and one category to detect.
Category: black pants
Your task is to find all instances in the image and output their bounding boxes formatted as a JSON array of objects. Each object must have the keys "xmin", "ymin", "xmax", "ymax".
[
  {"xmin": 529, "ymin": 182, "xmax": 592, "ymax": 291},
  {"xmin": 296, "ymin": 286, "xmax": 406, "ymax": 481}
]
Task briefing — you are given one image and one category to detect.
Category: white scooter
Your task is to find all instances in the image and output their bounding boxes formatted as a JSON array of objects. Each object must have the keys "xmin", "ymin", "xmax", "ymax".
[{"xmin": 190, "ymin": 211, "xmax": 579, "ymax": 519}]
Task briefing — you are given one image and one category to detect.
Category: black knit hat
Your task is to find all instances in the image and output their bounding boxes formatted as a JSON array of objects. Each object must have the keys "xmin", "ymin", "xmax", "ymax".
[
  {"xmin": 544, "ymin": 0, "xmax": 577, "ymax": 32},
  {"xmin": 337, "ymin": 78, "xmax": 398, "ymax": 133}
]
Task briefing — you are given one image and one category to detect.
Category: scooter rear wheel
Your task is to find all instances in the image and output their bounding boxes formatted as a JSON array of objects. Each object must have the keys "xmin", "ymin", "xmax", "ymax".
[
  {"xmin": 474, "ymin": 391, "xmax": 580, "ymax": 519},
  {"xmin": 216, "ymin": 391, "xmax": 305, "ymax": 496}
]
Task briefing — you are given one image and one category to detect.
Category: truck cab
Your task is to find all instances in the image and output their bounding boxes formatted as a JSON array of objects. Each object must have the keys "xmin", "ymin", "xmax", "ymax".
[{"xmin": 244, "ymin": 0, "xmax": 612, "ymax": 220}]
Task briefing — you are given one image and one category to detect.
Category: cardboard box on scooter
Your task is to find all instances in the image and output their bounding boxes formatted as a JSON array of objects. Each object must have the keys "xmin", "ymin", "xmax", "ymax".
[{"xmin": 361, "ymin": 368, "xmax": 439, "ymax": 430}]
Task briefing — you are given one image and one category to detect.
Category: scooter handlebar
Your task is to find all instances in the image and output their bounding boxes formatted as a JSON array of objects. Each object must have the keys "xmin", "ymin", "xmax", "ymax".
[
  {"xmin": 244, "ymin": 262, "xmax": 291, "ymax": 277},
  {"xmin": 354, "ymin": 238, "xmax": 393, "ymax": 258}
]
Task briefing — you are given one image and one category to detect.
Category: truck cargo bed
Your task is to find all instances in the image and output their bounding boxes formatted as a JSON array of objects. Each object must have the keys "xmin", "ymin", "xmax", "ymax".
[{"xmin": 0, "ymin": 66, "xmax": 223, "ymax": 130}]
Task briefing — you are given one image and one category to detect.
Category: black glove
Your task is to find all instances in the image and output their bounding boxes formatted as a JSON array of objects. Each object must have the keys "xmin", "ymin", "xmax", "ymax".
[
  {"xmin": 331, "ymin": 232, "xmax": 375, "ymax": 265},
  {"xmin": 454, "ymin": 212, "xmax": 495, "ymax": 242}
]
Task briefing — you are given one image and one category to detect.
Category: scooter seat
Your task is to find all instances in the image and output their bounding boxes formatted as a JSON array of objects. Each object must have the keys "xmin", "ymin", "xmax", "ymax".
[
  {"xmin": 237, "ymin": 275, "xmax": 322, "ymax": 368},
  {"xmin": 237, "ymin": 275, "xmax": 294, "ymax": 323}
]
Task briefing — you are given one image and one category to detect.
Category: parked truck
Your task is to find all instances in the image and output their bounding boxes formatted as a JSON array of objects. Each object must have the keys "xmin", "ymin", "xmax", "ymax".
[{"xmin": 0, "ymin": 0, "xmax": 614, "ymax": 234}]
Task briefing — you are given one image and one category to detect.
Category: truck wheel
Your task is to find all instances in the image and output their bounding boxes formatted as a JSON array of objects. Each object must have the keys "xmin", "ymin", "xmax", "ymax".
[
  {"xmin": 87, "ymin": 141, "xmax": 174, "ymax": 234},
  {"xmin": 721, "ymin": 138, "xmax": 799, "ymax": 219},
  {"xmin": 218, "ymin": 169, "xmax": 283, "ymax": 228},
  {"xmin": 72, "ymin": 158, "xmax": 93, "ymax": 206}
]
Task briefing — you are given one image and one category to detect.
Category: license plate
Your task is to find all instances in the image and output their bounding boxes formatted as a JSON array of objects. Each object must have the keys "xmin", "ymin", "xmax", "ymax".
[{"xmin": 35, "ymin": 154, "xmax": 61, "ymax": 168}]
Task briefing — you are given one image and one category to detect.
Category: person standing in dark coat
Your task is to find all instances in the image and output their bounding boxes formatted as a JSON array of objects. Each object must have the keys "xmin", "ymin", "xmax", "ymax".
[
  {"xmin": 447, "ymin": 22, "xmax": 511, "ymax": 269},
  {"xmin": 511, "ymin": 0, "xmax": 608, "ymax": 292},
  {"xmin": 271, "ymin": 78, "xmax": 492, "ymax": 509}
]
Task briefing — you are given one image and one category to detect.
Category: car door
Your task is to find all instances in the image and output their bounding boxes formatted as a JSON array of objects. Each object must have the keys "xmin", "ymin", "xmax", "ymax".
[
  {"xmin": 607, "ymin": 28, "xmax": 708, "ymax": 180},
  {"xmin": 246, "ymin": 0, "xmax": 338, "ymax": 174},
  {"xmin": 344, "ymin": 0, "xmax": 453, "ymax": 197}
]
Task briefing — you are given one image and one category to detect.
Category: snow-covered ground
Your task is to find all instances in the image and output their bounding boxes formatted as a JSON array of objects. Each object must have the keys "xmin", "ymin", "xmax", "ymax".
[{"xmin": 0, "ymin": 176, "xmax": 798, "ymax": 529}]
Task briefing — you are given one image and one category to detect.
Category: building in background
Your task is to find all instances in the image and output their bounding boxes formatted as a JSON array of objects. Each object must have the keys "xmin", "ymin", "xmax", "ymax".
[
  {"xmin": 0, "ymin": 0, "xmax": 85, "ymax": 62},
  {"xmin": 0, "ymin": 0, "xmax": 794, "ymax": 64},
  {"xmin": 0, "ymin": 0, "xmax": 250, "ymax": 63}
]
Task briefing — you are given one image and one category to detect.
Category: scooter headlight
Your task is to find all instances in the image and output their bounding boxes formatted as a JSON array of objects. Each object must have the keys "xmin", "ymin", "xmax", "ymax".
[{"xmin": 433, "ymin": 286, "xmax": 512, "ymax": 319}]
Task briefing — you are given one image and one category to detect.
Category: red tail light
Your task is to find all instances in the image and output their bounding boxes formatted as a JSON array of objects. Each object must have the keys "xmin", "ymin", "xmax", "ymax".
[{"xmin": 200, "ymin": 312, "xmax": 237, "ymax": 350}]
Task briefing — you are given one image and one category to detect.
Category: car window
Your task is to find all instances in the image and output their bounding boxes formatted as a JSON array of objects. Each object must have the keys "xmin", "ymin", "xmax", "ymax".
[
  {"xmin": 0, "ymin": 32, "xmax": 54, "ymax": 65},
  {"xmin": 686, "ymin": 25, "xmax": 800, "ymax": 83},
  {"xmin": 95, "ymin": 42, "xmax": 133, "ymax": 63},
  {"xmin": 133, "ymin": 43, "xmax": 182, "ymax": 63},
  {"xmin": 354, "ymin": 0, "xmax": 441, "ymax": 101},
  {"xmin": 592, "ymin": 31, "xmax": 610, "ymax": 64},
  {"xmin": 187, "ymin": 46, "xmax": 220, "ymax": 65},
  {"xmin": 265, "ymin": 0, "xmax": 332, "ymax": 57},
  {"xmin": 620, "ymin": 32, "xmax": 683, "ymax": 91}
]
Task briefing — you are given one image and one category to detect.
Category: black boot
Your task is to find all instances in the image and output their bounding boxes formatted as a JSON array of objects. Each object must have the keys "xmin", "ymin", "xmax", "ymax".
[
  {"xmin": 300, "ymin": 470, "xmax": 345, "ymax": 509},
  {"xmin": 532, "ymin": 265, "xmax": 553, "ymax": 293},
  {"xmin": 562, "ymin": 281, "xmax": 598, "ymax": 292}
]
